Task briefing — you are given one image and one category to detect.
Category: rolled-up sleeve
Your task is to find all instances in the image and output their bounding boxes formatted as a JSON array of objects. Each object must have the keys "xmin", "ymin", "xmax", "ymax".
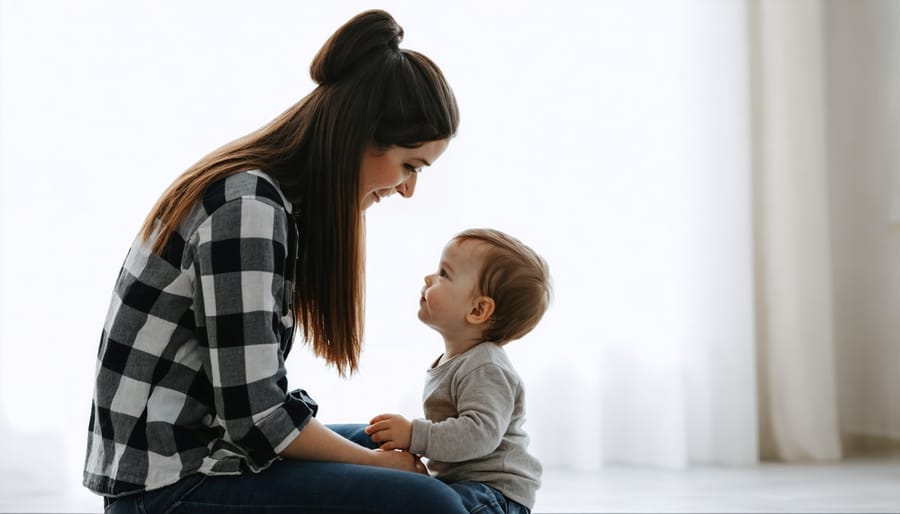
[{"xmin": 192, "ymin": 195, "xmax": 315, "ymax": 469}]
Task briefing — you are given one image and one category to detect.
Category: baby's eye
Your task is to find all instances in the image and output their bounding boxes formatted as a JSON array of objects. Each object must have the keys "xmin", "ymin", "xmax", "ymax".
[{"xmin": 439, "ymin": 268, "xmax": 448, "ymax": 278}]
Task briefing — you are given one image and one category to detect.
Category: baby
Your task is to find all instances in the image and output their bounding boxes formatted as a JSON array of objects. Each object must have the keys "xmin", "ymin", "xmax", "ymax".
[{"xmin": 366, "ymin": 228, "xmax": 550, "ymax": 514}]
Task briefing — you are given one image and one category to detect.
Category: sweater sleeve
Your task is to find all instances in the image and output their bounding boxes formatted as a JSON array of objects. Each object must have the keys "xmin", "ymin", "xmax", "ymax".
[
  {"xmin": 409, "ymin": 363, "xmax": 516, "ymax": 462},
  {"xmin": 193, "ymin": 195, "xmax": 316, "ymax": 470}
]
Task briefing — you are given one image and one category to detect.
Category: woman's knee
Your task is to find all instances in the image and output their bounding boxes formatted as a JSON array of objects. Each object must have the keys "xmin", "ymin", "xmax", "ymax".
[{"xmin": 398, "ymin": 475, "xmax": 467, "ymax": 514}]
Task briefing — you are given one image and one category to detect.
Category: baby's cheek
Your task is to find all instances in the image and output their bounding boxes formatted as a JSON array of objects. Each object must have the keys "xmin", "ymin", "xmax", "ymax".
[{"xmin": 425, "ymin": 294, "xmax": 446, "ymax": 313}]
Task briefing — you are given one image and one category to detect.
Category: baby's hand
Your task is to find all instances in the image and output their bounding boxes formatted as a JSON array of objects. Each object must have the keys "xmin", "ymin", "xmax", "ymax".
[{"xmin": 365, "ymin": 413, "xmax": 412, "ymax": 451}]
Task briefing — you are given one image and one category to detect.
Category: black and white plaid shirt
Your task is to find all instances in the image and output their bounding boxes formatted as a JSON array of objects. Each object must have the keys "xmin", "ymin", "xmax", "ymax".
[{"xmin": 84, "ymin": 170, "xmax": 317, "ymax": 497}]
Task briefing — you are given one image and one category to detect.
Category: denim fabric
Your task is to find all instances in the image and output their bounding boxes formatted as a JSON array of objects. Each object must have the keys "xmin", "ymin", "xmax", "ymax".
[
  {"xmin": 103, "ymin": 424, "xmax": 468, "ymax": 514},
  {"xmin": 449, "ymin": 481, "xmax": 531, "ymax": 514}
]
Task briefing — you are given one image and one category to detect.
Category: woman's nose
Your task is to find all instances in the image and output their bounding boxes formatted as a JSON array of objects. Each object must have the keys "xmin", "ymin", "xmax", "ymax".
[{"xmin": 397, "ymin": 174, "xmax": 417, "ymax": 198}]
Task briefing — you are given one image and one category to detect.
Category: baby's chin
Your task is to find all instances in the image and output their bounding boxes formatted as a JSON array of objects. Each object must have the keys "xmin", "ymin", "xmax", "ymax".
[{"xmin": 417, "ymin": 311, "xmax": 444, "ymax": 334}]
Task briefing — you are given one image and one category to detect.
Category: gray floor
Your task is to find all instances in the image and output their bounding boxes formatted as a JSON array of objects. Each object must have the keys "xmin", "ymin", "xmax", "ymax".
[
  {"xmin": 536, "ymin": 457, "xmax": 900, "ymax": 513},
  {"xmin": 1, "ymin": 458, "xmax": 898, "ymax": 513}
]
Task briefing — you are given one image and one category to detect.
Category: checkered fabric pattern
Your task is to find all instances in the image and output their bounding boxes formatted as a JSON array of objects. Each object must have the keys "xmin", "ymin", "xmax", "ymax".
[{"xmin": 84, "ymin": 171, "xmax": 317, "ymax": 497}]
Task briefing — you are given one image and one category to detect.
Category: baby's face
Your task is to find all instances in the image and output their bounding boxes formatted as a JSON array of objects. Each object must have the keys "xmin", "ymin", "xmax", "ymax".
[{"xmin": 417, "ymin": 239, "xmax": 486, "ymax": 336}]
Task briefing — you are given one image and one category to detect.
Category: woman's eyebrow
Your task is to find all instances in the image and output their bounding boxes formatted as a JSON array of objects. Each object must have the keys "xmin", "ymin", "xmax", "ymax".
[{"xmin": 413, "ymin": 157, "xmax": 432, "ymax": 166}]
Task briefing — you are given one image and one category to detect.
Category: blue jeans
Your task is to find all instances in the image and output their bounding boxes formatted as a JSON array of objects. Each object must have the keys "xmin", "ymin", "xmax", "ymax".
[
  {"xmin": 104, "ymin": 424, "xmax": 467, "ymax": 514},
  {"xmin": 450, "ymin": 482, "xmax": 531, "ymax": 514}
]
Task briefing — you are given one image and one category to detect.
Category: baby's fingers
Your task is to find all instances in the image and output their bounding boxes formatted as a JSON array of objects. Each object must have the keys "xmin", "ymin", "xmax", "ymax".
[
  {"xmin": 369, "ymin": 413, "xmax": 393, "ymax": 425},
  {"xmin": 364, "ymin": 421, "xmax": 384, "ymax": 435},
  {"xmin": 365, "ymin": 419, "xmax": 391, "ymax": 436},
  {"xmin": 368, "ymin": 428, "xmax": 390, "ymax": 444}
]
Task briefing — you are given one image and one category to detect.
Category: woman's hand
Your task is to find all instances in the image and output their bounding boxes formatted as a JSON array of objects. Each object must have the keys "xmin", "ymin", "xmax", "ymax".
[
  {"xmin": 365, "ymin": 413, "xmax": 412, "ymax": 450},
  {"xmin": 369, "ymin": 448, "xmax": 428, "ymax": 475}
]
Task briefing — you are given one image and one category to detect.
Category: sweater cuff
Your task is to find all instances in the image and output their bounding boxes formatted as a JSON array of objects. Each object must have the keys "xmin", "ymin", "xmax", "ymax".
[{"xmin": 409, "ymin": 418, "xmax": 431, "ymax": 455}]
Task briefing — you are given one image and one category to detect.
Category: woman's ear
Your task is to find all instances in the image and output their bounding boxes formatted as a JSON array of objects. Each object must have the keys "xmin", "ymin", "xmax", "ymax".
[{"xmin": 466, "ymin": 296, "xmax": 496, "ymax": 325}]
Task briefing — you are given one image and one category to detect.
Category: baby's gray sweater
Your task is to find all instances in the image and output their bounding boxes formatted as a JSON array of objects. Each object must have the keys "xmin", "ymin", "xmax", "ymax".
[{"xmin": 409, "ymin": 342, "xmax": 541, "ymax": 509}]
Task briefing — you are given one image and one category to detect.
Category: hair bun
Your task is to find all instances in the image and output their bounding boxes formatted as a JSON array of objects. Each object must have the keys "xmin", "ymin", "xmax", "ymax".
[{"xmin": 311, "ymin": 10, "xmax": 404, "ymax": 85}]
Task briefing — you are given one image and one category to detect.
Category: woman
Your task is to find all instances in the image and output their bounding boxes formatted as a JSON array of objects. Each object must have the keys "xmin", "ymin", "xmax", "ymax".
[{"xmin": 84, "ymin": 10, "xmax": 466, "ymax": 513}]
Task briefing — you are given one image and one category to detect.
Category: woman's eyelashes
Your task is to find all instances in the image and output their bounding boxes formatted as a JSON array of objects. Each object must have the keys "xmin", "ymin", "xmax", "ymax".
[{"xmin": 404, "ymin": 163, "xmax": 422, "ymax": 174}]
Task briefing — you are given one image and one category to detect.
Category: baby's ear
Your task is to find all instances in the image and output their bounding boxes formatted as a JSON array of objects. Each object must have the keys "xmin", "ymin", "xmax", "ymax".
[{"xmin": 466, "ymin": 296, "xmax": 496, "ymax": 325}]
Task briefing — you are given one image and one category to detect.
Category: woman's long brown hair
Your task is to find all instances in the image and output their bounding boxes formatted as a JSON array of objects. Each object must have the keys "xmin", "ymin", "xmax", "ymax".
[{"xmin": 139, "ymin": 10, "xmax": 459, "ymax": 376}]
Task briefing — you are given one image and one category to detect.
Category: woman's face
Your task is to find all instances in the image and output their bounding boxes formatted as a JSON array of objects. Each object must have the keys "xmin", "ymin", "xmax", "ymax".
[{"xmin": 359, "ymin": 138, "xmax": 450, "ymax": 210}]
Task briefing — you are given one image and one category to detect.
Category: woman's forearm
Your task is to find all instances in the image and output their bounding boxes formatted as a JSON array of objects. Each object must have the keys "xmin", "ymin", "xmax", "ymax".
[
  {"xmin": 280, "ymin": 418, "xmax": 376, "ymax": 465},
  {"xmin": 281, "ymin": 418, "xmax": 425, "ymax": 474}
]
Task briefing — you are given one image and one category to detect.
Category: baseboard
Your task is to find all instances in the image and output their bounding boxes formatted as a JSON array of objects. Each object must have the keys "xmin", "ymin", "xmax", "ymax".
[{"xmin": 841, "ymin": 432, "xmax": 900, "ymax": 456}]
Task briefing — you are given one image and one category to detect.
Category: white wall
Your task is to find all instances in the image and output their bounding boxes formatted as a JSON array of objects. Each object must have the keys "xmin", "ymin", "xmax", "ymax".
[{"xmin": 826, "ymin": 0, "xmax": 900, "ymax": 440}]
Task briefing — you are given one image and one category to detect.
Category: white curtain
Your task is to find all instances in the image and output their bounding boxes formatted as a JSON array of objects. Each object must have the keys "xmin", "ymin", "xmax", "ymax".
[
  {"xmin": 574, "ymin": 0, "xmax": 900, "ymax": 468},
  {"xmin": 591, "ymin": 1, "xmax": 759, "ymax": 468},
  {"xmin": 752, "ymin": 0, "xmax": 843, "ymax": 461}
]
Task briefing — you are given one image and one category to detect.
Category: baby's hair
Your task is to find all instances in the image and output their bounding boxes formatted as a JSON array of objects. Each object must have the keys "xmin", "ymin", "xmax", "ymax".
[{"xmin": 454, "ymin": 229, "xmax": 551, "ymax": 344}]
